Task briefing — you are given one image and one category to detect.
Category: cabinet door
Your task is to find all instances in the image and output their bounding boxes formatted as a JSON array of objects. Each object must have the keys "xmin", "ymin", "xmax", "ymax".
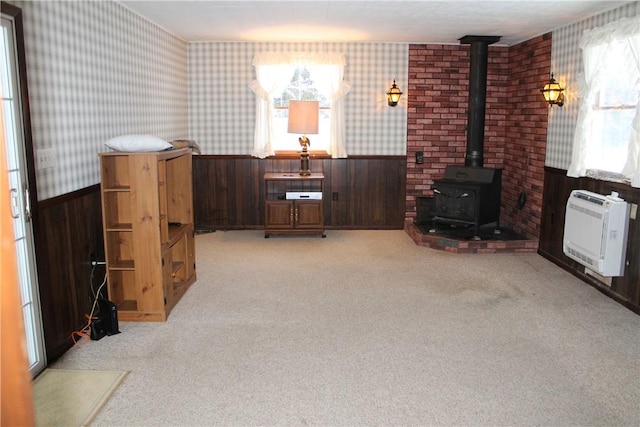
[
  {"xmin": 295, "ymin": 201, "xmax": 323, "ymax": 229},
  {"xmin": 185, "ymin": 227, "xmax": 196, "ymax": 280},
  {"xmin": 265, "ymin": 200, "xmax": 294, "ymax": 229},
  {"xmin": 162, "ymin": 251, "xmax": 174, "ymax": 309}
]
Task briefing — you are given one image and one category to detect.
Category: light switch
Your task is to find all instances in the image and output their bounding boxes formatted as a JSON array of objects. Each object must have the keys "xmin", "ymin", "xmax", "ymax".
[{"xmin": 36, "ymin": 148, "xmax": 57, "ymax": 170}]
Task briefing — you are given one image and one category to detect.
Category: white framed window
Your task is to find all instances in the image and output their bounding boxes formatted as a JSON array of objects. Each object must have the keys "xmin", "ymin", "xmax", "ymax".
[
  {"xmin": 250, "ymin": 52, "xmax": 351, "ymax": 159},
  {"xmin": 568, "ymin": 16, "xmax": 640, "ymax": 187},
  {"xmin": 271, "ymin": 66, "xmax": 332, "ymax": 152}
]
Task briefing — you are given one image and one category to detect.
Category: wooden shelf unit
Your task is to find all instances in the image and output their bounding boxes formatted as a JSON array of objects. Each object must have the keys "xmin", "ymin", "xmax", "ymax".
[
  {"xmin": 264, "ymin": 172, "xmax": 325, "ymax": 238},
  {"xmin": 99, "ymin": 148, "xmax": 196, "ymax": 321}
]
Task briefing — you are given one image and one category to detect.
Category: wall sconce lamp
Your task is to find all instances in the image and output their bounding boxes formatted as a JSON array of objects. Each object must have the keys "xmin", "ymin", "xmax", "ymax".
[
  {"xmin": 288, "ymin": 100, "xmax": 319, "ymax": 176},
  {"xmin": 386, "ymin": 80, "xmax": 403, "ymax": 106},
  {"xmin": 541, "ymin": 73, "xmax": 564, "ymax": 107}
]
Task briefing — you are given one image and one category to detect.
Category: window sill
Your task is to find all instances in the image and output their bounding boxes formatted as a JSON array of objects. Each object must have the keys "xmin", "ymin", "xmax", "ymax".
[
  {"xmin": 585, "ymin": 169, "xmax": 631, "ymax": 185},
  {"xmin": 272, "ymin": 150, "xmax": 331, "ymax": 159}
]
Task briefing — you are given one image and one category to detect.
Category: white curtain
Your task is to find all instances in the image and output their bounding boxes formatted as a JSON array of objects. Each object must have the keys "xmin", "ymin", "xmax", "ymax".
[
  {"xmin": 249, "ymin": 55, "xmax": 293, "ymax": 158},
  {"xmin": 250, "ymin": 52, "xmax": 351, "ymax": 158},
  {"xmin": 567, "ymin": 16, "xmax": 640, "ymax": 187},
  {"xmin": 621, "ymin": 18, "xmax": 640, "ymax": 188},
  {"xmin": 311, "ymin": 61, "xmax": 352, "ymax": 158}
]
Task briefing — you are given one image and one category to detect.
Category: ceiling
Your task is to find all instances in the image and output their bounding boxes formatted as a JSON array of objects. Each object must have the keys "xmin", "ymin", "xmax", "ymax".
[{"xmin": 118, "ymin": 0, "xmax": 629, "ymax": 46}]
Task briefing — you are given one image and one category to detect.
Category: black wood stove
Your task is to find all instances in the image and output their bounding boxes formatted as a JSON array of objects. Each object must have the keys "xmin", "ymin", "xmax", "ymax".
[
  {"xmin": 427, "ymin": 35, "xmax": 504, "ymax": 240},
  {"xmin": 432, "ymin": 165, "xmax": 502, "ymax": 239}
]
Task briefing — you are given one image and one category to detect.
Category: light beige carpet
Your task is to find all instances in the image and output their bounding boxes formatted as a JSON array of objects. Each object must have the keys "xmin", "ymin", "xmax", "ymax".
[
  {"xmin": 50, "ymin": 231, "xmax": 640, "ymax": 426},
  {"xmin": 33, "ymin": 368, "xmax": 128, "ymax": 427}
]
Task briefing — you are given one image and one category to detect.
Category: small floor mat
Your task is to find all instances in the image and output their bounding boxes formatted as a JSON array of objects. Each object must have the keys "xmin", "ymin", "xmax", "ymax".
[{"xmin": 33, "ymin": 368, "xmax": 128, "ymax": 427}]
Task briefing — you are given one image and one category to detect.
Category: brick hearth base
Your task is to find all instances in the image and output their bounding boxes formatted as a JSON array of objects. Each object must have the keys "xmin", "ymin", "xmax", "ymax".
[{"xmin": 405, "ymin": 221, "xmax": 539, "ymax": 254}]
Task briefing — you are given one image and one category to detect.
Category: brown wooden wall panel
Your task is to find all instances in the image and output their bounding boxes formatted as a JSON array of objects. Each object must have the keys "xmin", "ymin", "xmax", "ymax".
[
  {"xmin": 193, "ymin": 156, "xmax": 407, "ymax": 230},
  {"xmin": 539, "ymin": 167, "xmax": 639, "ymax": 313},
  {"xmin": 36, "ymin": 185, "xmax": 105, "ymax": 361}
]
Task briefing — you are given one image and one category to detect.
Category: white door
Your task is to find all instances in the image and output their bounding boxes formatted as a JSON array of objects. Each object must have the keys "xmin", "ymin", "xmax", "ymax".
[{"xmin": 1, "ymin": 14, "xmax": 46, "ymax": 376}]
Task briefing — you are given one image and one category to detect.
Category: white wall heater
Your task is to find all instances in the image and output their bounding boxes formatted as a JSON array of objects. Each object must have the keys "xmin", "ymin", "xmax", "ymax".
[{"xmin": 563, "ymin": 190, "xmax": 631, "ymax": 277}]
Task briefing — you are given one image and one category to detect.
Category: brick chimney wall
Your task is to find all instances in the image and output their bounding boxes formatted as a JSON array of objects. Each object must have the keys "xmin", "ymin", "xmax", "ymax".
[
  {"xmin": 405, "ymin": 34, "xmax": 551, "ymax": 240},
  {"xmin": 502, "ymin": 33, "xmax": 551, "ymax": 239}
]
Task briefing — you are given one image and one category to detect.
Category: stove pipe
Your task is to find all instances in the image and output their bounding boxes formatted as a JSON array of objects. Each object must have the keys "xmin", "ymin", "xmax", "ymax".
[{"xmin": 459, "ymin": 35, "xmax": 501, "ymax": 168}]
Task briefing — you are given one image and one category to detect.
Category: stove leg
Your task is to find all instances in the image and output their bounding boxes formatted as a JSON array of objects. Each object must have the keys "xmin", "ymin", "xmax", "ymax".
[{"xmin": 473, "ymin": 223, "xmax": 481, "ymax": 240}]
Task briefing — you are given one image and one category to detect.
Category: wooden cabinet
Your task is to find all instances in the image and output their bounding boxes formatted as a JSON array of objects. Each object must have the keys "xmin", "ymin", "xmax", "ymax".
[
  {"xmin": 264, "ymin": 172, "xmax": 325, "ymax": 237},
  {"xmin": 99, "ymin": 148, "xmax": 196, "ymax": 321}
]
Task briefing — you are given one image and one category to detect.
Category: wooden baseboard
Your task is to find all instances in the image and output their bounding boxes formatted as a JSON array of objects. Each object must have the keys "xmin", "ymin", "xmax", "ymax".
[{"xmin": 538, "ymin": 249, "xmax": 640, "ymax": 315}]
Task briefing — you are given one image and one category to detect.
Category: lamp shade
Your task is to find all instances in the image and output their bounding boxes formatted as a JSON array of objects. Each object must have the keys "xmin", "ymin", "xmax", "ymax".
[{"xmin": 288, "ymin": 100, "xmax": 319, "ymax": 134}]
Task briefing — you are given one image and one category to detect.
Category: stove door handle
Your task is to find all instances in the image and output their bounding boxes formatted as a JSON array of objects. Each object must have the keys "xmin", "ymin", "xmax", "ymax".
[
  {"xmin": 459, "ymin": 192, "xmax": 469, "ymax": 198},
  {"xmin": 433, "ymin": 188, "xmax": 441, "ymax": 194}
]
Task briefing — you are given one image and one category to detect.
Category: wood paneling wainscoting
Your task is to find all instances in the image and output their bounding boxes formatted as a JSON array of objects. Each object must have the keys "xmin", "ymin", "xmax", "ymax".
[
  {"xmin": 31, "ymin": 163, "xmax": 638, "ymax": 363},
  {"xmin": 36, "ymin": 185, "xmax": 105, "ymax": 361},
  {"xmin": 193, "ymin": 156, "xmax": 407, "ymax": 230},
  {"xmin": 539, "ymin": 167, "xmax": 639, "ymax": 314}
]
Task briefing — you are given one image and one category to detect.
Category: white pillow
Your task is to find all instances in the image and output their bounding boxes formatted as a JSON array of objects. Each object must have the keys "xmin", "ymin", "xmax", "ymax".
[{"xmin": 105, "ymin": 134, "xmax": 172, "ymax": 152}]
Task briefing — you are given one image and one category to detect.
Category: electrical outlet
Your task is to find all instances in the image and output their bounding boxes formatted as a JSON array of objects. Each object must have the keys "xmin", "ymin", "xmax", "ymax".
[
  {"xmin": 90, "ymin": 252, "xmax": 106, "ymax": 267},
  {"xmin": 36, "ymin": 148, "xmax": 57, "ymax": 170},
  {"xmin": 630, "ymin": 203, "xmax": 638, "ymax": 220}
]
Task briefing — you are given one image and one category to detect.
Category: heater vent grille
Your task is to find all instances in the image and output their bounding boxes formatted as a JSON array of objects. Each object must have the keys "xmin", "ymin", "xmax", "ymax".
[
  {"xmin": 568, "ymin": 202, "xmax": 603, "ymax": 221},
  {"xmin": 565, "ymin": 246, "xmax": 596, "ymax": 267}
]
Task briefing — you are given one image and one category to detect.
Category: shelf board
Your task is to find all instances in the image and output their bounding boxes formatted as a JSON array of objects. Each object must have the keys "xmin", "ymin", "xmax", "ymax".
[
  {"xmin": 266, "ymin": 193, "xmax": 288, "ymax": 201},
  {"xmin": 106, "ymin": 223, "xmax": 133, "ymax": 231},
  {"xmin": 117, "ymin": 309, "xmax": 167, "ymax": 322},
  {"xmin": 103, "ymin": 185, "xmax": 130, "ymax": 192},
  {"xmin": 117, "ymin": 299, "xmax": 137, "ymax": 312},
  {"xmin": 99, "ymin": 147, "xmax": 190, "ymax": 160}
]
